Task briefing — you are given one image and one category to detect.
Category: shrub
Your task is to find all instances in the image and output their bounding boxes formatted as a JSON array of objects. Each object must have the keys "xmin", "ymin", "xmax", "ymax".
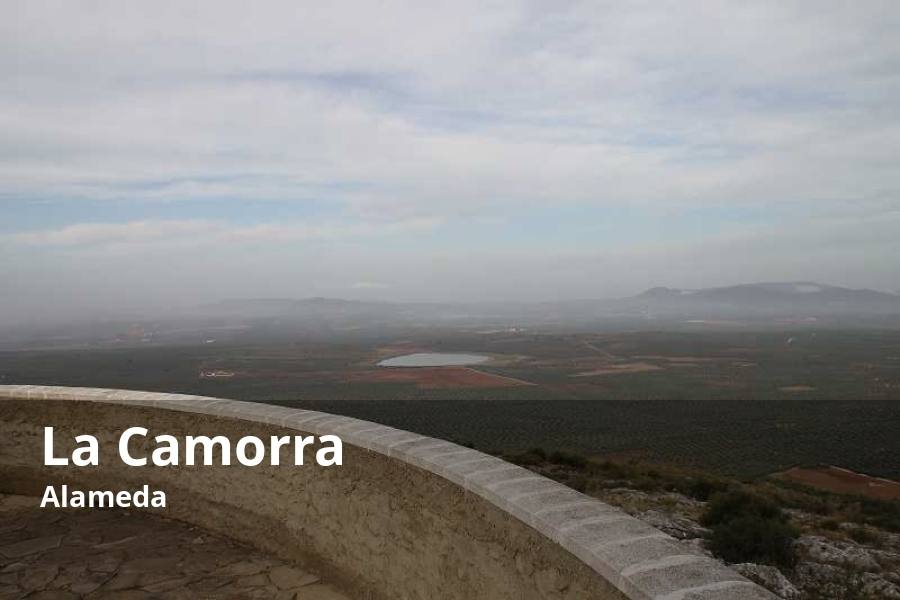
[
  {"xmin": 511, "ymin": 449, "xmax": 546, "ymax": 466},
  {"xmin": 702, "ymin": 489, "xmax": 798, "ymax": 568},
  {"xmin": 595, "ymin": 459, "xmax": 627, "ymax": 478},
  {"xmin": 856, "ymin": 498, "xmax": 900, "ymax": 533},
  {"xmin": 683, "ymin": 476, "xmax": 730, "ymax": 501},
  {"xmin": 701, "ymin": 489, "xmax": 782, "ymax": 527},
  {"xmin": 847, "ymin": 525, "xmax": 877, "ymax": 545},
  {"xmin": 707, "ymin": 514, "xmax": 798, "ymax": 568},
  {"xmin": 529, "ymin": 447, "xmax": 547, "ymax": 460},
  {"xmin": 820, "ymin": 518, "xmax": 840, "ymax": 530},
  {"xmin": 548, "ymin": 450, "xmax": 587, "ymax": 469},
  {"xmin": 566, "ymin": 474, "xmax": 588, "ymax": 493}
]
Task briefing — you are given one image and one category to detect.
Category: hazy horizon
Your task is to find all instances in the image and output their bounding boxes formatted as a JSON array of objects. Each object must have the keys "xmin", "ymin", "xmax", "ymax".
[{"xmin": 3, "ymin": 2, "xmax": 899, "ymax": 326}]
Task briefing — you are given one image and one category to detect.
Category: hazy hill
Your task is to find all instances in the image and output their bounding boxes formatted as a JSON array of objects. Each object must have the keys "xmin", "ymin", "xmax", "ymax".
[
  {"xmin": 193, "ymin": 281, "xmax": 900, "ymax": 330},
  {"xmin": 4, "ymin": 282, "xmax": 900, "ymax": 350},
  {"xmin": 625, "ymin": 282, "xmax": 900, "ymax": 320}
]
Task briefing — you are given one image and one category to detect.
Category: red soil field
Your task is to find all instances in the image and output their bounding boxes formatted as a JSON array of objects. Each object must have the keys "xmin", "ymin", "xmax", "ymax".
[
  {"xmin": 778, "ymin": 466, "xmax": 900, "ymax": 501},
  {"xmin": 347, "ymin": 367, "xmax": 531, "ymax": 389}
]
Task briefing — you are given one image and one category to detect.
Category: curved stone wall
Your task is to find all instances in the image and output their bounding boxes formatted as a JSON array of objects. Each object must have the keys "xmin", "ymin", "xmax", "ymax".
[{"xmin": 0, "ymin": 386, "xmax": 773, "ymax": 599}]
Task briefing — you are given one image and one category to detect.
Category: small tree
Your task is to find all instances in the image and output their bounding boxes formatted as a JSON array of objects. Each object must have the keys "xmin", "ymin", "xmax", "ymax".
[
  {"xmin": 707, "ymin": 514, "xmax": 798, "ymax": 568},
  {"xmin": 702, "ymin": 489, "xmax": 798, "ymax": 568}
]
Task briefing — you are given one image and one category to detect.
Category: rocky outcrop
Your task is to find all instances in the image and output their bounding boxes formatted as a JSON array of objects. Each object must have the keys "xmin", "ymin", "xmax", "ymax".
[
  {"xmin": 796, "ymin": 535, "xmax": 881, "ymax": 571},
  {"xmin": 608, "ymin": 490, "xmax": 900, "ymax": 600},
  {"xmin": 733, "ymin": 564, "xmax": 800, "ymax": 600},
  {"xmin": 635, "ymin": 509, "xmax": 710, "ymax": 540}
]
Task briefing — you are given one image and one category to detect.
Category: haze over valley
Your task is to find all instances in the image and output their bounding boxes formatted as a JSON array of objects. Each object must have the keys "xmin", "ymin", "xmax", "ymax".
[{"xmin": 4, "ymin": 280, "xmax": 899, "ymax": 351}]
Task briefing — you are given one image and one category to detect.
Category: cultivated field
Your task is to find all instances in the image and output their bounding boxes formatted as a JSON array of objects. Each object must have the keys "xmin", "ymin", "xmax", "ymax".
[
  {"xmin": 1, "ymin": 328, "xmax": 899, "ymax": 479},
  {"xmin": 778, "ymin": 466, "xmax": 900, "ymax": 501}
]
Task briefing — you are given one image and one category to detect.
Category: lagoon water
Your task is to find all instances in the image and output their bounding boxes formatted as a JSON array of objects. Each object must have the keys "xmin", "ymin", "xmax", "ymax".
[{"xmin": 377, "ymin": 353, "xmax": 490, "ymax": 367}]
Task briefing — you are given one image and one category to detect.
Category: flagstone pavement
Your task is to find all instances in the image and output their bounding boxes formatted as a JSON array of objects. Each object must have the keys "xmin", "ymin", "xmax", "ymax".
[{"xmin": 0, "ymin": 494, "xmax": 352, "ymax": 599}]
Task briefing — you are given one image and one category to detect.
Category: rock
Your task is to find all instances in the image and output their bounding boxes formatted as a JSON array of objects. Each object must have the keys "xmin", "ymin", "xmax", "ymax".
[
  {"xmin": 861, "ymin": 573, "xmax": 900, "ymax": 599},
  {"xmin": 0, "ymin": 563, "xmax": 27, "ymax": 574},
  {"xmin": 873, "ymin": 547, "xmax": 900, "ymax": 564},
  {"xmin": 89, "ymin": 553, "xmax": 123, "ymax": 574},
  {"xmin": 657, "ymin": 491, "xmax": 707, "ymax": 511},
  {"xmin": 0, "ymin": 535, "xmax": 62, "ymax": 558},
  {"xmin": 186, "ymin": 575, "xmax": 234, "ymax": 593},
  {"xmin": 69, "ymin": 572, "xmax": 110, "ymax": 595},
  {"xmin": 793, "ymin": 561, "xmax": 841, "ymax": 588},
  {"xmin": 269, "ymin": 565, "xmax": 320, "ymax": 590},
  {"xmin": 101, "ymin": 570, "xmax": 142, "ymax": 591},
  {"xmin": 20, "ymin": 565, "xmax": 59, "ymax": 591},
  {"xmin": 0, "ymin": 498, "xmax": 346, "ymax": 600},
  {"xmin": 796, "ymin": 535, "xmax": 880, "ymax": 571},
  {"xmin": 0, "ymin": 495, "xmax": 36, "ymax": 512},
  {"xmin": 93, "ymin": 535, "xmax": 139, "ymax": 550},
  {"xmin": 0, "ymin": 523, "xmax": 25, "ymax": 537},
  {"xmin": 636, "ymin": 509, "xmax": 710, "ymax": 540},
  {"xmin": 217, "ymin": 559, "xmax": 271, "ymax": 578},
  {"xmin": 46, "ymin": 565, "xmax": 86, "ymax": 590},
  {"xmin": 141, "ymin": 575, "xmax": 192, "ymax": 593},
  {"xmin": 793, "ymin": 561, "xmax": 899, "ymax": 599},
  {"xmin": 679, "ymin": 537, "xmax": 713, "ymax": 557},
  {"xmin": 235, "ymin": 573, "xmax": 271, "ymax": 588},
  {"xmin": 120, "ymin": 556, "xmax": 181, "ymax": 573},
  {"xmin": 292, "ymin": 584, "xmax": 352, "ymax": 600},
  {"xmin": 733, "ymin": 563, "xmax": 800, "ymax": 599},
  {"xmin": 25, "ymin": 592, "xmax": 79, "ymax": 600},
  {"xmin": 91, "ymin": 590, "xmax": 155, "ymax": 599},
  {"xmin": 0, "ymin": 584, "xmax": 22, "ymax": 600}
]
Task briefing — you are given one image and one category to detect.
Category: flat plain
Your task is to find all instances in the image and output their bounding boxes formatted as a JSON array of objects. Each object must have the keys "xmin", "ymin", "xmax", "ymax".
[{"xmin": 2, "ymin": 328, "xmax": 899, "ymax": 479}]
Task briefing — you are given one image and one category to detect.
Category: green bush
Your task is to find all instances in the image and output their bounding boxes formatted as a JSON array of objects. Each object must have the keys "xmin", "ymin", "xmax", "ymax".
[
  {"xmin": 529, "ymin": 447, "xmax": 547, "ymax": 460},
  {"xmin": 702, "ymin": 489, "xmax": 798, "ymax": 568},
  {"xmin": 594, "ymin": 459, "xmax": 628, "ymax": 479},
  {"xmin": 855, "ymin": 498, "xmax": 900, "ymax": 533},
  {"xmin": 847, "ymin": 526, "xmax": 877, "ymax": 545},
  {"xmin": 548, "ymin": 450, "xmax": 587, "ymax": 469},
  {"xmin": 510, "ymin": 449, "xmax": 546, "ymax": 466},
  {"xmin": 701, "ymin": 489, "xmax": 782, "ymax": 527},
  {"xmin": 707, "ymin": 515, "xmax": 798, "ymax": 568},
  {"xmin": 683, "ymin": 476, "xmax": 730, "ymax": 501},
  {"xmin": 566, "ymin": 474, "xmax": 588, "ymax": 493},
  {"xmin": 820, "ymin": 518, "xmax": 840, "ymax": 530}
]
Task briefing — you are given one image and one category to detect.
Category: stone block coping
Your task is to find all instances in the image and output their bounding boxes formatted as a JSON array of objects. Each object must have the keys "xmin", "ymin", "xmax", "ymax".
[{"xmin": 0, "ymin": 385, "xmax": 775, "ymax": 600}]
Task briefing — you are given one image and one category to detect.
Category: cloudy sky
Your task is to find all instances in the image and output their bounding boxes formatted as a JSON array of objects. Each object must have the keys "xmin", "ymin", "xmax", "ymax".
[{"xmin": 2, "ymin": 1, "xmax": 899, "ymax": 323}]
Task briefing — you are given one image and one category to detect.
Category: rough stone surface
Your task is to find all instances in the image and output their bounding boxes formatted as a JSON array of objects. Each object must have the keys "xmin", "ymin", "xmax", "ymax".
[
  {"xmin": 0, "ymin": 493, "xmax": 348, "ymax": 599},
  {"xmin": 635, "ymin": 509, "xmax": 711, "ymax": 540},
  {"xmin": 269, "ymin": 565, "xmax": 321, "ymax": 589},
  {"xmin": 860, "ymin": 573, "xmax": 900, "ymax": 599},
  {"xmin": 733, "ymin": 564, "xmax": 800, "ymax": 599},
  {"xmin": 0, "ymin": 535, "xmax": 62, "ymax": 559},
  {"xmin": 795, "ymin": 535, "xmax": 881, "ymax": 571}
]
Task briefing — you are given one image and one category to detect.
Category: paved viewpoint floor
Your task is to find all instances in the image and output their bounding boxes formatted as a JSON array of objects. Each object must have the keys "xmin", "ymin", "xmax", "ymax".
[{"xmin": 0, "ymin": 494, "xmax": 352, "ymax": 599}]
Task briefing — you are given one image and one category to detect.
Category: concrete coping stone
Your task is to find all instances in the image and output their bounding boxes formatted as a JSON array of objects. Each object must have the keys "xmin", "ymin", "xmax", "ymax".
[{"xmin": 0, "ymin": 385, "xmax": 775, "ymax": 600}]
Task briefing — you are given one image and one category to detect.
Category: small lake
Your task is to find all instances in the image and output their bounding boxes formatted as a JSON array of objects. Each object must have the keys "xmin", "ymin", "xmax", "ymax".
[{"xmin": 377, "ymin": 353, "xmax": 490, "ymax": 367}]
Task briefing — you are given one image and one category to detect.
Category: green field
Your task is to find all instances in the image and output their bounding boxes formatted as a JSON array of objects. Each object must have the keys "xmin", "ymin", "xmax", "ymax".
[{"xmin": 2, "ymin": 328, "xmax": 899, "ymax": 479}]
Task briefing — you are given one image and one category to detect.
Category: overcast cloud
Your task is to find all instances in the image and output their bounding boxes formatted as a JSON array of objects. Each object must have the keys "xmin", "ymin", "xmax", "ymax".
[{"xmin": 1, "ymin": 1, "xmax": 899, "ymax": 324}]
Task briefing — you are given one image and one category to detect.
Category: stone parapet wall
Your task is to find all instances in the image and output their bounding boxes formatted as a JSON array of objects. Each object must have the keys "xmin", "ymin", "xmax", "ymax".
[{"xmin": 0, "ymin": 385, "xmax": 773, "ymax": 599}]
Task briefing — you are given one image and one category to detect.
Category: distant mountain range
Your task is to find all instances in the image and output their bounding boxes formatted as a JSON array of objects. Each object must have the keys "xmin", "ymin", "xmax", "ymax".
[
  {"xmin": 197, "ymin": 281, "xmax": 900, "ymax": 328},
  {"xmin": 6, "ymin": 282, "xmax": 899, "ymax": 349},
  {"xmin": 622, "ymin": 282, "xmax": 900, "ymax": 319}
]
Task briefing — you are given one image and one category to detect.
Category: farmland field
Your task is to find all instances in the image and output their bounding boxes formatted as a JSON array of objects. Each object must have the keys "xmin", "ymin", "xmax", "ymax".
[{"xmin": 1, "ymin": 328, "xmax": 899, "ymax": 479}]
